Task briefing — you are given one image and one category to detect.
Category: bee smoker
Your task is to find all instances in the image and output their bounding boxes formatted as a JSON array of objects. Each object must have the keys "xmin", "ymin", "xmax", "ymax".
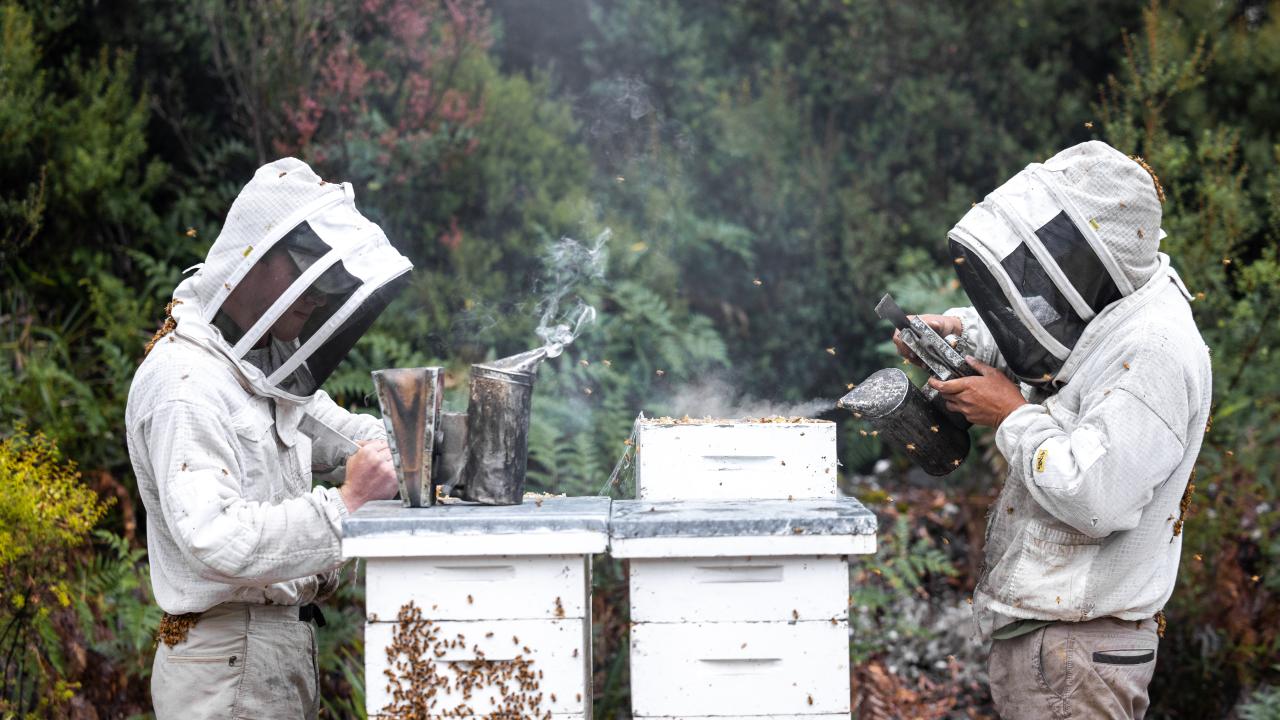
[
  {"xmin": 371, "ymin": 367, "xmax": 447, "ymax": 507},
  {"xmin": 837, "ymin": 294, "xmax": 974, "ymax": 476},
  {"xmin": 372, "ymin": 348, "xmax": 548, "ymax": 507}
]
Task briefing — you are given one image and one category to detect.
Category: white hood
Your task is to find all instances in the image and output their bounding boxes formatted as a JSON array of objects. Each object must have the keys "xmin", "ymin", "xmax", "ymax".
[
  {"xmin": 947, "ymin": 140, "xmax": 1169, "ymax": 386},
  {"xmin": 171, "ymin": 157, "xmax": 412, "ymax": 403}
]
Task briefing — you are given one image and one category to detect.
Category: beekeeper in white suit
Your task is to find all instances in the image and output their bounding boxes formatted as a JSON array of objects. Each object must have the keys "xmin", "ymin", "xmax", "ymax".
[
  {"xmin": 893, "ymin": 141, "xmax": 1211, "ymax": 719},
  {"xmin": 126, "ymin": 158, "xmax": 409, "ymax": 718}
]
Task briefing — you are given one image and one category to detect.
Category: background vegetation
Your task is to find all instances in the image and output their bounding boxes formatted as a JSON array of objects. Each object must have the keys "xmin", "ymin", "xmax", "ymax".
[{"xmin": 1, "ymin": 0, "xmax": 1276, "ymax": 717}]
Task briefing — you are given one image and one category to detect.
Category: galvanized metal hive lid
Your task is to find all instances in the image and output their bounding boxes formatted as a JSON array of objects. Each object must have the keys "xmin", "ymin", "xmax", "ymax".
[
  {"xmin": 342, "ymin": 496, "xmax": 612, "ymax": 537},
  {"xmin": 608, "ymin": 496, "xmax": 877, "ymax": 539}
]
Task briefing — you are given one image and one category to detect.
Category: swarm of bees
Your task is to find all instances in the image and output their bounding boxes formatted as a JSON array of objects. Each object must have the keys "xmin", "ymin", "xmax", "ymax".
[{"xmin": 381, "ymin": 601, "xmax": 554, "ymax": 719}]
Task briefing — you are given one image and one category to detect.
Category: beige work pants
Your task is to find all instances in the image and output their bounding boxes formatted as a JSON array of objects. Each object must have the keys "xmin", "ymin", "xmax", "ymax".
[
  {"xmin": 989, "ymin": 616, "xmax": 1159, "ymax": 719},
  {"xmin": 151, "ymin": 603, "xmax": 319, "ymax": 720}
]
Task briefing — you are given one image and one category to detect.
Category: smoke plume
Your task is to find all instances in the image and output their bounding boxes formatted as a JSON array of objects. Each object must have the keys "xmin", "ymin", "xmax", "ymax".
[
  {"xmin": 663, "ymin": 375, "xmax": 835, "ymax": 419},
  {"xmin": 535, "ymin": 228, "xmax": 610, "ymax": 357}
]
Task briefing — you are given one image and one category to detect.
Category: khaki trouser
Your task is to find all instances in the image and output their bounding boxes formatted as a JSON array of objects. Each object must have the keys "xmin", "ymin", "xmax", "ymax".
[
  {"xmin": 989, "ymin": 616, "xmax": 1159, "ymax": 720},
  {"xmin": 152, "ymin": 603, "xmax": 319, "ymax": 720}
]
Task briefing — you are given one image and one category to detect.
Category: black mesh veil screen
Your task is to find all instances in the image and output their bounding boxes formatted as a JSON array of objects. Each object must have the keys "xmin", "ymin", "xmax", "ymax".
[{"xmin": 950, "ymin": 238, "xmax": 1064, "ymax": 383}]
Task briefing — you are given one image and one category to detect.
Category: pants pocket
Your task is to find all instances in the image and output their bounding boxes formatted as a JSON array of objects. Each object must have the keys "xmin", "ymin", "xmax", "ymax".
[
  {"xmin": 1037, "ymin": 623, "xmax": 1085, "ymax": 706},
  {"xmin": 165, "ymin": 654, "xmax": 240, "ymax": 665},
  {"xmin": 152, "ymin": 639, "xmax": 246, "ymax": 719},
  {"xmin": 1093, "ymin": 649, "xmax": 1156, "ymax": 665},
  {"xmin": 233, "ymin": 620, "xmax": 318, "ymax": 720},
  {"xmin": 1089, "ymin": 645, "xmax": 1157, "ymax": 718}
]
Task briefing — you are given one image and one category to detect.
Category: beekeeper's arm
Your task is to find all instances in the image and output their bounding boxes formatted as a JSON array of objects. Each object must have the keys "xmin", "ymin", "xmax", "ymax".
[
  {"xmin": 943, "ymin": 306, "xmax": 1010, "ymax": 372},
  {"xmin": 992, "ymin": 344, "xmax": 1190, "ymax": 538},
  {"xmin": 140, "ymin": 398, "xmax": 391, "ymax": 586},
  {"xmin": 305, "ymin": 389, "xmax": 387, "ymax": 473}
]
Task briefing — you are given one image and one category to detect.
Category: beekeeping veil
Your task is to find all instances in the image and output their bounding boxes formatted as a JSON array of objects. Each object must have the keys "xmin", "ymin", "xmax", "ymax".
[
  {"xmin": 172, "ymin": 158, "xmax": 412, "ymax": 398},
  {"xmin": 947, "ymin": 141, "xmax": 1166, "ymax": 387}
]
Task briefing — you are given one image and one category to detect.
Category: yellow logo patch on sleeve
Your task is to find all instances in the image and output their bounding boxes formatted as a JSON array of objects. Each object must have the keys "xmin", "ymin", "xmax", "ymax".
[{"xmin": 1035, "ymin": 448, "xmax": 1049, "ymax": 473}]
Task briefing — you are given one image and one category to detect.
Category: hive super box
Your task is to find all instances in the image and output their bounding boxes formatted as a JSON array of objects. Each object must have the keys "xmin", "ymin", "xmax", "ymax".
[{"xmin": 615, "ymin": 418, "xmax": 877, "ymax": 719}]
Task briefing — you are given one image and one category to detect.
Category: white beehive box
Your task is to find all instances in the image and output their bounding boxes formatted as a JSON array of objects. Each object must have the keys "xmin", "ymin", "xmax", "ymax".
[
  {"xmin": 344, "ymin": 497, "xmax": 610, "ymax": 719},
  {"xmin": 635, "ymin": 418, "xmax": 838, "ymax": 500},
  {"xmin": 610, "ymin": 497, "xmax": 877, "ymax": 719}
]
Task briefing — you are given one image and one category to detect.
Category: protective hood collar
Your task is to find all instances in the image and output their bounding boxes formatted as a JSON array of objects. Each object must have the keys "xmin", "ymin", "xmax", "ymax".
[
  {"xmin": 947, "ymin": 141, "xmax": 1166, "ymax": 386},
  {"xmin": 171, "ymin": 158, "xmax": 412, "ymax": 402}
]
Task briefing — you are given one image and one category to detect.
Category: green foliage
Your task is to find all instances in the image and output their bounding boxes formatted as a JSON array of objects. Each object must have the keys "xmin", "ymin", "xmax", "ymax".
[
  {"xmin": 1240, "ymin": 678, "xmax": 1280, "ymax": 720},
  {"xmin": 848, "ymin": 514, "xmax": 958, "ymax": 665},
  {"xmin": 0, "ymin": 430, "xmax": 112, "ymax": 605},
  {"xmin": 73, "ymin": 531, "xmax": 161, "ymax": 683},
  {"xmin": 0, "ymin": 429, "xmax": 114, "ymax": 715}
]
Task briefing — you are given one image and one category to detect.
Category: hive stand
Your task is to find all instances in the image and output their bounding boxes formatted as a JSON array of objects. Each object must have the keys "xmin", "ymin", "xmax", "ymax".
[
  {"xmin": 612, "ymin": 419, "xmax": 878, "ymax": 720},
  {"xmin": 344, "ymin": 496, "xmax": 611, "ymax": 719}
]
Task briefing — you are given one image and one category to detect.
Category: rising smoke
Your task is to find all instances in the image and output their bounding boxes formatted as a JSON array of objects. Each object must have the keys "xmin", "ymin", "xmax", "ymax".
[
  {"xmin": 663, "ymin": 375, "xmax": 835, "ymax": 419},
  {"xmin": 534, "ymin": 228, "xmax": 610, "ymax": 357}
]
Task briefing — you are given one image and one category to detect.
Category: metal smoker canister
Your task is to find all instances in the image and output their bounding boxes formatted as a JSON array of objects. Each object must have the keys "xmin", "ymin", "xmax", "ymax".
[
  {"xmin": 455, "ymin": 348, "xmax": 544, "ymax": 505},
  {"xmin": 838, "ymin": 367, "xmax": 970, "ymax": 476},
  {"xmin": 371, "ymin": 367, "xmax": 444, "ymax": 507}
]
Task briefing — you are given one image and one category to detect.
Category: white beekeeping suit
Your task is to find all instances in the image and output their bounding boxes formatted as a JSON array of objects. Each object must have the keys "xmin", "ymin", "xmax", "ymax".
[
  {"xmin": 945, "ymin": 141, "xmax": 1211, "ymax": 633},
  {"xmin": 126, "ymin": 158, "xmax": 411, "ymax": 719},
  {"xmin": 941, "ymin": 141, "xmax": 1212, "ymax": 717}
]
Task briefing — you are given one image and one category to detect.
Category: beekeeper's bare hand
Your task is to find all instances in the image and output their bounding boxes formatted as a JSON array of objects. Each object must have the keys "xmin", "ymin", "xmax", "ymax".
[
  {"xmin": 929, "ymin": 356, "xmax": 1026, "ymax": 428},
  {"xmin": 340, "ymin": 439, "xmax": 397, "ymax": 512},
  {"xmin": 893, "ymin": 314, "xmax": 963, "ymax": 367}
]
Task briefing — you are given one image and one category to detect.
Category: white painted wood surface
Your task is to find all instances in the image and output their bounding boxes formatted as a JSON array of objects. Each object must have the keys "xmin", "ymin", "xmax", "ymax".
[
  {"xmin": 610, "ymin": 532, "xmax": 876, "ymax": 559},
  {"xmin": 365, "ymin": 555, "xmax": 587, "ymax": 622},
  {"xmin": 372, "ymin": 716, "xmax": 584, "ymax": 719},
  {"xmin": 635, "ymin": 421, "xmax": 838, "ymax": 500},
  {"xmin": 629, "ymin": 557, "xmax": 848, "ymax": 623},
  {"xmin": 343, "ymin": 530, "xmax": 606, "ymax": 559},
  {"xmin": 630, "ymin": 621, "xmax": 851, "ymax": 717},
  {"xmin": 365, "ymin": 618, "xmax": 590, "ymax": 716},
  {"xmin": 638, "ymin": 716, "xmax": 849, "ymax": 719}
]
